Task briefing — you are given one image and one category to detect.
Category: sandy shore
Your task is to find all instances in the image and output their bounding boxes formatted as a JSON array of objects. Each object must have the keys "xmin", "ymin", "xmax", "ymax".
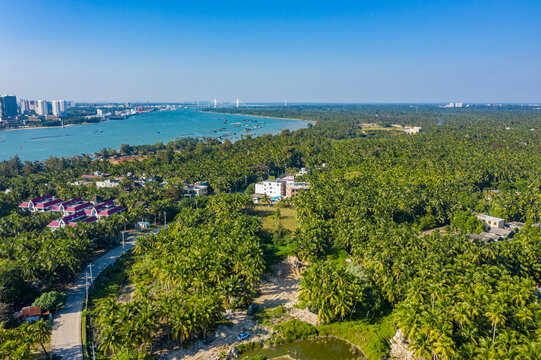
[{"xmin": 0, "ymin": 123, "xmax": 83, "ymax": 132}]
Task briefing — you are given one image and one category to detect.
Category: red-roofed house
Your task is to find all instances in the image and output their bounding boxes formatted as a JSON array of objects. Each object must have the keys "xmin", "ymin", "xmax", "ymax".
[
  {"xmin": 50, "ymin": 198, "xmax": 81, "ymax": 213},
  {"xmin": 64, "ymin": 200, "xmax": 94, "ymax": 215},
  {"xmin": 81, "ymin": 171, "xmax": 110, "ymax": 179},
  {"xmin": 84, "ymin": 201, "xmax": 125, "ymax": 218},
  {"xmin": 19, "ymin": 195, "xmax": 59, "ymax": 212},
  {"xmin": 47, "ymin": 211, "xmax": 97, "ymax": 229},
  {"xmin": 20, "ymin": 306, "xmax": 42, "ymax": 322}
]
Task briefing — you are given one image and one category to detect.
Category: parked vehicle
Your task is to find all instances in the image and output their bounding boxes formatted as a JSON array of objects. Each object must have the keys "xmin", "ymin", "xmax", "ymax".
[
  {"xmin": 237, "ymin": 332, "xmax": 250, "ymax": 341},
  {"xmin": 247, "ymin": 303, "xmax": 258, "ymax": 315}
]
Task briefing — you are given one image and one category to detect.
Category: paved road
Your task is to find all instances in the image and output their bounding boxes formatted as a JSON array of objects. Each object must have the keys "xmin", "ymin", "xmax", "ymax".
[{"xmin": 51, "ymin": 229, "xmax": 161, "ymax": 359}]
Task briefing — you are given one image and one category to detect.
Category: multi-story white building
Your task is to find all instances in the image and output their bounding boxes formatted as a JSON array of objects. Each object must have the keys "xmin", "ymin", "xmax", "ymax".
[
  {"xmin": 255, "ymin": 180, "xmax": 285, "ymax": 198},
  {"xmin": 59, "ymin": 100, "xmax": 66, "ymax": 113},
  {"xmin": 37, "ymin": 100, "xmax": 48, "ymax": 116},
  {"xmin": 477, "ymin": 214, "xmax": 505, "ymax": 229},
  {"xmin": 96, "ymin": 179, "xmax": 120, "ymax": 188},
  {"xmin": 51, "ymin": 100, "xmax": 61, "ymax": 116},
  {"xmin": 20, "ymin": 99, "xmax": 29, "ymax": 114}
]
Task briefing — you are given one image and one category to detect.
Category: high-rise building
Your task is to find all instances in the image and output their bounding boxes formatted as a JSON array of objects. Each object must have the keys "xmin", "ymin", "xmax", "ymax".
[
  {"xmin": 51, "ymin": 100, "xmax": 61, "ymax": 116},
  {"xmin": 20, "ymin": 99, "xmax": 29, "ymax": 114},
  {"xmin": 37, "ymin": 100, "xmax": 49, "ymax": 116},
  {"xmin": 28, "ymin": 100, "xmax": 37, "ymax": 112},
  {"xmin": 0, "ymin": 95, "xmax": 18, "ymax": 119},
  {"xmin": 59, "ymin": 100, "xmax": 66, "ymax": 113}
]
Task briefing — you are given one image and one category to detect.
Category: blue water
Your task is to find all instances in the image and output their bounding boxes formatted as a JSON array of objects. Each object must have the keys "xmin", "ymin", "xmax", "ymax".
[{"xmin": 0, "ymin": 110, "xmax": 309, "ymax": 161}]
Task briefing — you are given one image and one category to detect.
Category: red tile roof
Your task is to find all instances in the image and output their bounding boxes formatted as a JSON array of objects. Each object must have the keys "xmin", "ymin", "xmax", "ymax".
[{"xmin": 21, "ymin": 306, "xmax": 41, "ymax": 318}]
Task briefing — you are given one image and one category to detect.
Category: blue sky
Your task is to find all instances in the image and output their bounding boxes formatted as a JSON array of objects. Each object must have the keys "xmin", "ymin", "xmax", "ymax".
[{"xmin": 0, "ymin": 0, "xmax": 539, "ymax": 103}]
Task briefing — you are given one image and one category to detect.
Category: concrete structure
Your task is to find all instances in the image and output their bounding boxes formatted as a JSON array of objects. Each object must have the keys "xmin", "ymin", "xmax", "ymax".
[
  {"xmin": 477, "ymin": 214, "xmax": 505, "ymax": 229},
  {"xmin": 297, "ymin": 167, "xmax": 309, "ymax": 177},
  {"xmin": 0, "ymin": 95, "xmax": 18, "ymax": 119},
  {"xmin": 51, "ymin": 100, "xmax": 62, "ymax": 116},
  {"xmin": 96, "ymin": 179, "xmax": 120, "ymax": 188},
  {"xmin": 184, "ymin": 181, "xmax": 208, "ymax": 197},
  {"xmin": 255, "ymin": 180, "xmax": 285, "ymax": 198},
  {"xmin": 252, "ymin": 193, "xmax": 266, "ymax": 204},
  {"xmin": 285, "ymin": 182, "xmax": 310, "ymax": 198},
  {"xmin": 404, "ymin": 126, "xmax": 422, "ymax": 134},
  {"xmin": 37, "ymin": 100, "xmax": 48, "ymax": 116},
  {"xmin": 20, "ymin": 99, "xmax": 29, "ymax": 114},
  {"xmin": 137, "ymin": 221, "xmax": 151, "ymax": 230},
  {"xmin": 59, "ymin": 100, "xmax": 66, "ymax": 113}
]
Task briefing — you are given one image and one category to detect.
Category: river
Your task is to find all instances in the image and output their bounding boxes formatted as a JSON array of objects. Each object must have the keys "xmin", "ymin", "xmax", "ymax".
[{"xmin": 0, "ymin": 109, "xmax": 309, "ymax": 161}]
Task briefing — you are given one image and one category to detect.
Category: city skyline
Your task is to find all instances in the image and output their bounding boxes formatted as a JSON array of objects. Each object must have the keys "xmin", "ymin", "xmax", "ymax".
[{"xmin": 1, "ymin": 0, "xmax": 540, "ymax": 103}]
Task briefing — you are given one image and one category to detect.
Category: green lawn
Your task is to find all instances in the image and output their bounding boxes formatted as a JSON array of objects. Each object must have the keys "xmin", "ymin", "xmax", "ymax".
[{"xmin": 249, "ymin": 205, "xmax": 298, "ymax": 232}]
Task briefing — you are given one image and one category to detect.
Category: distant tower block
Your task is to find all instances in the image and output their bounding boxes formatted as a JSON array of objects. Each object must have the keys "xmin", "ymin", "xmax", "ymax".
[
  {"xmin": 284, "ymin": 99, "xmax": 287, "ymax": 106},
  {"xmin": 236, "ymin": 98, "xmax": 240, "ymax": 108},
  {"xmin": 213, "ymin": 98, "xmax": 217, "ymax": 109}
]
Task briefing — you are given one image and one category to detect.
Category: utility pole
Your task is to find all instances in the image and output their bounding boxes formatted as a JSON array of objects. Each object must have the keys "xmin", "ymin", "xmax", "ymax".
[
  {"xmin": 164, "ymin": 211, "xmax": 167, "ymax": 228},
  {"xmin": 122, "ymin": 231, "xmax": 125, "ymax": 248},
  {"xmin": 92, "ymin": 343, "xmax": 96, "ymax": 360},
  {"xmin": 89, "ymin": 264, "xmax": 93, "ymax": 288},
  {"xmin": 85, "ymin": 273, "xmax": 89, "ymax": 311}
]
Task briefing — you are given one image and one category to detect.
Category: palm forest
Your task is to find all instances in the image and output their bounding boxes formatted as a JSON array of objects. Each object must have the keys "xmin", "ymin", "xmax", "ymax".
[{"xmin": 0, "ymin": 104, "xmax": 540, "ymax": 359}]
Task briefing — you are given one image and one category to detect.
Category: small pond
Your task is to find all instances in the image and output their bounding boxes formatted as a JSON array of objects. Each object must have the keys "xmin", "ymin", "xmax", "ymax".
[{"xmin": 239, "ymin": 337, "xmax": 366, "ymax": 360}]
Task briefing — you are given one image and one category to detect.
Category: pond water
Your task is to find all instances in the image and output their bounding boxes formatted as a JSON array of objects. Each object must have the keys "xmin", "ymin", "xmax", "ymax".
[{"xmin": 239, "ymin": 337, "xmax": 365, "ymax": 360}]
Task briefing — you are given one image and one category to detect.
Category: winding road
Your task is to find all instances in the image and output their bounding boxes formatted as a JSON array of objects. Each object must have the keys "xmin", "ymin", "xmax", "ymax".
[{"xmin": 51, "ymin": 229, "xmax": 161, "ymax": 359}]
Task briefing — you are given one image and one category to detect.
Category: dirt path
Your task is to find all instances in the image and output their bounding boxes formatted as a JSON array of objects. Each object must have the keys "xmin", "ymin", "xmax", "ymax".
[{"xmin": 162, "ymin": 256, "xmax": 316, "ymax": 360}]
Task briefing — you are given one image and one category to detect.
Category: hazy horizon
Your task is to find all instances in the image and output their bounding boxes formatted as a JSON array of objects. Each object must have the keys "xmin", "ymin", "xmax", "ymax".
[{"xmin": 1, "ymin": 0, "xmax": 540, "ymax": 103}]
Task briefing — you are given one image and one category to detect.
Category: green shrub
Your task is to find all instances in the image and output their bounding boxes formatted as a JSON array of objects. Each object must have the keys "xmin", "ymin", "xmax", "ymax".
[
  {"xmin": 272, "ymin": 319, "xmax": 318, "ymax": 343},
  {"xmin": 32, "ymin": 291, "xmax": 66, "ymax": 312},
  {"xmin": 236, "ymin": 341, "xmax": 263, "ymax": 353}
]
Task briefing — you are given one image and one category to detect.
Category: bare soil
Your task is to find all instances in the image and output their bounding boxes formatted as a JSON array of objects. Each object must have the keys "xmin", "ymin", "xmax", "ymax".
[{"xmin": 159, "ymin": 256, "xmax": 317, "ymax": 360}]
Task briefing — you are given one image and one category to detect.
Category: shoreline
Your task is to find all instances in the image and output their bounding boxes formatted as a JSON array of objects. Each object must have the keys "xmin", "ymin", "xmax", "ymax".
[
  {"xmin": 203, "ymin": 110, "xmax": 317, "ymax": 125},
  {"xmin": 0, "ymin": 123, "xmax": 80, "ymax": 132},
  {"xmin": 0, "ymin": 110, "xmax": 312, "ymax": 162},
  {"xmin": 240, "ymin": 335, "xmax": 368, "ymax": 360}
]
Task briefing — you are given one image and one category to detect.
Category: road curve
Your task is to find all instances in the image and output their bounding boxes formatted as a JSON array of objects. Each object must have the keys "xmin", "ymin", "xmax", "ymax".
[{"xmin": 50, "ymin": 240, "xmax": 135, "ymax": 359}]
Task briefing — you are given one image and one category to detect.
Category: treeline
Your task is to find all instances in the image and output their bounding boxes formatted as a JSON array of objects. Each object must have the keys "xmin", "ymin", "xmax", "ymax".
[
  {"xmin": 91, "ymin": 194, "xmax": 264, "ymax": 358},
  {"xmin": 287, "ymin": 109, "xmax": 541, "ymax": 358},
  {"xmin": 0, "ymin": 212, "xmax": 124, "ymax": 324}
]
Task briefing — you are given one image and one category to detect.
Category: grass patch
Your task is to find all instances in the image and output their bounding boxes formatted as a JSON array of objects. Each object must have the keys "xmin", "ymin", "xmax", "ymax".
[
  {"xmin": 318, "ymin": 313, "xmax": 395, "ymax": 360},
  {"xmin": 88, "ymin": 253, "xmax": 133, "ymax": 304},
  {"xmin": 236, "ymin": 341, "xmax": 263, "ymax": 353},
  {"xmin": 272, "ymin": 319, "xmax": 318, "ymax": 344},
  {"xmin": 250, "ymin": 205, "xmax": 298, "ymax": 232},
  {"xmin": 262, "ymin": 241, "xmax": 296, "ymax": 270},
  {"xmin": 254, "ymin": 306, "xmax": 287, "ymax": 326}
]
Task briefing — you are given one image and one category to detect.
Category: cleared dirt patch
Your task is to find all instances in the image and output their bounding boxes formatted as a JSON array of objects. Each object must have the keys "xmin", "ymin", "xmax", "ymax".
[{"xmin": 162, "ymin": 256, "xmax": 315, "ymax": 360}]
